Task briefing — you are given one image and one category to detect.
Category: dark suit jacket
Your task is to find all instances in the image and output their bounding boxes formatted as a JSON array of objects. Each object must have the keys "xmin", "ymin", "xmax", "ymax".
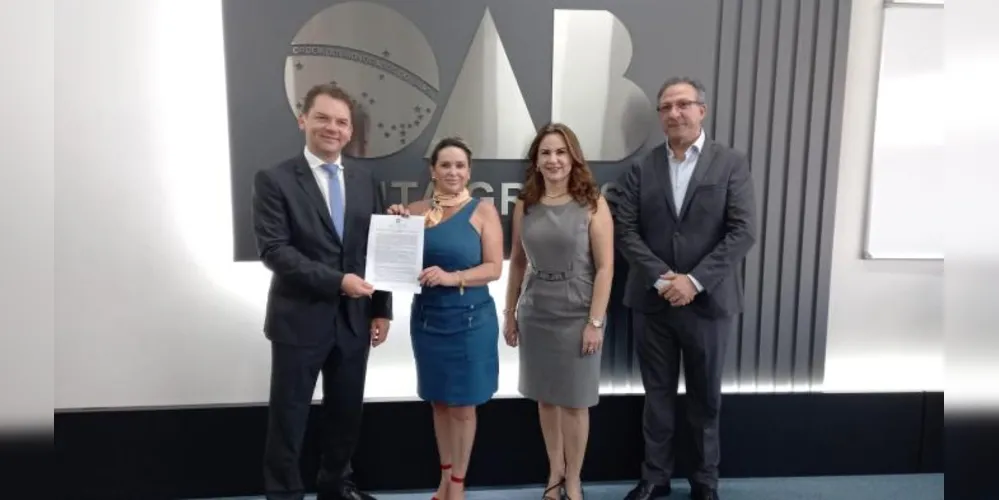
[
  {"xmin": 609, "ymin": 139, "xmax": 757, "ymax": 318},
  {"xmin": 251, "ymin": 153, "xmax": 392, "ymax": 347}
]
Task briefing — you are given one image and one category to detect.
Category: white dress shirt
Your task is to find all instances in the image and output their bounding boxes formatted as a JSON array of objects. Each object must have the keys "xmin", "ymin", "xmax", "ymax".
[
  {"xmin": 667, "ymin": 128, "xmax": 706, "ymax": 214},
  {"xmin": 303, "ymin": 146, "xmax": 345, "ymax": 214}
]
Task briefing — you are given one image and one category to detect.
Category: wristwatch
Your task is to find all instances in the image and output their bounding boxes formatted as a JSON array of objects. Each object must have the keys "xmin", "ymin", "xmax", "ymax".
[{"xmin": 588, "ymin": 317, "xmax": 604, "ymax": 328}]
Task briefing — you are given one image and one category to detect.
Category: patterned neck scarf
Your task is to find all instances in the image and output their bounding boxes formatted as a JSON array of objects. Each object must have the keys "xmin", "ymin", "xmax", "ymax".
[{"xmin": 425, "ymin": 187, "xmax": 471, "ymax": 227}]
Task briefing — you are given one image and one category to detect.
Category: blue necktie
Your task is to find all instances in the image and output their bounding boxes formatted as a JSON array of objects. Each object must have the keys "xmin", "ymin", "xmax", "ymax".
[{"xmin": 321, "ymin": 163, "xmax": 344, "ymax": 239}]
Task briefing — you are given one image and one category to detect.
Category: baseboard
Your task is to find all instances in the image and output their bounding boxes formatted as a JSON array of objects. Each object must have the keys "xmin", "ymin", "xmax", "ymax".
[
  {"xmin": 56, "ymin": 392, "xmax": 943, "ymax": 499},
  {"xmin": 944, "ymin": 410, "xmax": 999, "ymax": 499}
]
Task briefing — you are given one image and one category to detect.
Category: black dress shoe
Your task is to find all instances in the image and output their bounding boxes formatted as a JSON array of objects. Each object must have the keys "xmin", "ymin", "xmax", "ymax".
[
  {"xmin": 316, "ymin": 481, "xmax": 377, "ymax": 500},
  {"xmin": 689, "ymin": 485, "xmax": 719, "ymax": 500},
  {"xmin": 623, "ymin": 479, "xmax": 671, "ymax": 499}
]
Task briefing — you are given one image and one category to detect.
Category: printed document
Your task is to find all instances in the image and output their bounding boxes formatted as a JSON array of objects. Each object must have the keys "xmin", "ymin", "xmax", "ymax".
[{"xmin": 365, "ymin": 214, "xmax": 425, "ymax": 294}]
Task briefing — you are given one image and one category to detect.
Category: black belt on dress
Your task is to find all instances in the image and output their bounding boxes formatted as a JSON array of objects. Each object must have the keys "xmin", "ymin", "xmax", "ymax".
[{"xmin": 530, "ymin": 268, "xmax": 573, "ymax": 281}]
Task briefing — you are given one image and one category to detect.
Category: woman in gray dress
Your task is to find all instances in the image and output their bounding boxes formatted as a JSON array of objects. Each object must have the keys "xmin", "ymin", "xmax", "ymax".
[{"xmin": 504, "ymin": 123, "xmax": 614, "ymax": 500}]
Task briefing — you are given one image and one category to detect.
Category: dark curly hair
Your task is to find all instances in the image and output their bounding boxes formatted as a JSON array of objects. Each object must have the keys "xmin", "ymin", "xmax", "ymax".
[{"xmin": 519, "ymin": 122, "xmax": 600, "ymax": 212}]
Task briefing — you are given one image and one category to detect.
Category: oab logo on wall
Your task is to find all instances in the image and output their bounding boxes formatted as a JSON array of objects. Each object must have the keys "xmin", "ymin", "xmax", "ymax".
[
  {"xmin": 285, "ymin": 2, "xmax": 441, "ymax": 159},
  {"xmin": 282, "ymin": 1, "xmax": 657, "ymax": 164},
  {"xmin": 223, "ymin": 0, "xmax": 701, "ymax": 260}
]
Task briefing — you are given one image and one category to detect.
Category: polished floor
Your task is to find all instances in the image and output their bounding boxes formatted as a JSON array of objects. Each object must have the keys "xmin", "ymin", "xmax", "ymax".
[{"xmin": 215, "ymin": 474, "xmax": 943, "ymax": 499}]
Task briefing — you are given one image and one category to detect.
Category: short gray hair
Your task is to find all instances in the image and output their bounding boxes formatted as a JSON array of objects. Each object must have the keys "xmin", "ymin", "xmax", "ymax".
[{"xmin": 656, "ymin": 77, "xmax": 707, "ymax": 104}]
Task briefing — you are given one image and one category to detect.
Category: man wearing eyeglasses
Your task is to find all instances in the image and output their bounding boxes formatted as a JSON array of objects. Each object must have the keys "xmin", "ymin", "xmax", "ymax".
[{"xmin": 609, "ymin": 77, "xmax": 757, "ymax": 500}]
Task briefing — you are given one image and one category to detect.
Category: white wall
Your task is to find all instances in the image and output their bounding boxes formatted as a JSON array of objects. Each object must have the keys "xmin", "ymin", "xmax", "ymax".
[
  {"xmin": 54, "ymin": 0, "xmax": 946, "ymax": 411},
  {"xmin": 821, "ymin": 0, "xmax": 944, "ymax": 392},
  {"xmin": 945, "ymin": 0, "xmax": 999, "ymax": 412},
  {"xmin": 2, "ymin": 0, "xmax": 55, "ymax": 430}
]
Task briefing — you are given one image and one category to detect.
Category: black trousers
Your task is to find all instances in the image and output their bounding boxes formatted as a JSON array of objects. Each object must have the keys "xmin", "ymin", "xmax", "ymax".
[
  {"xmin": 635, "ymin": 306, "xmax": 734, "ymax": 490},
  {"xmin": 263, "ymin": 309, "xmax": 371, "ymax": 500}
]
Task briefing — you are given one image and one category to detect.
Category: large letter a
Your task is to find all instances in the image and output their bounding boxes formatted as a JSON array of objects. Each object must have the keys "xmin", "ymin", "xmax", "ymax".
[{"xmin": 427, "ymin": 8, "xmax": 536, "ymax": 160}]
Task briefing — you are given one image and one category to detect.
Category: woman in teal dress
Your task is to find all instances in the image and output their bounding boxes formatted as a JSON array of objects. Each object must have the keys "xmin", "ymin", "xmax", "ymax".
[{"xmin": 386, "ymin": 137, "xmax": 503, "ymax": 500}]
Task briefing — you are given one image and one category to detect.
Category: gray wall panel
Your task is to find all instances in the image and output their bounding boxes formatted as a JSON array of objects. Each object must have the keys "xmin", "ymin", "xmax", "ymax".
[
  {"xmin": 731, "ymin": 0, "xmax": 759, "ymax": 387},
  {"xmin": 794, "ymin": 0, "xmax": 834, "ymax": 388},
  {"xmin": 811, "ymin": 0, "xmax": 852, "ymax": 387},
  {"xmin": 757, "ymin": 0, "xmax": 796, "ymax": 389},
  {"xmin": 741, "ymin": 0, "xmax": 778, "ymax": 389},
  {"xmin": 661, "ymin": 0, "xmax": 852, "ymax": 392},
  {"xmin": 778, "ymin": 0, "xmax": 812, "ymax": 387},
  {"xmin": 714, "ymin": 0, "xmax": 742, "ymax": 388}
]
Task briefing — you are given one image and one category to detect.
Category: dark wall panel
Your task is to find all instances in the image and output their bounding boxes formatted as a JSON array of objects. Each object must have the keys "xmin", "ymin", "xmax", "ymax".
[{"xmin": 706, "ymin": 0, "xmax": 850, "ymax": 391}]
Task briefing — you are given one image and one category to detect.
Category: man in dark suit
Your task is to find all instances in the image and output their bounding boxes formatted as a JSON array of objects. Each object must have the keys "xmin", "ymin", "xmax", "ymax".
[
  {"xmin": 252, "ymin": 83, "xmax": 393, "ymax": 500},
  {"xmin": 609, "ymin": 77, "xmax": 757, "ymax": 500}
]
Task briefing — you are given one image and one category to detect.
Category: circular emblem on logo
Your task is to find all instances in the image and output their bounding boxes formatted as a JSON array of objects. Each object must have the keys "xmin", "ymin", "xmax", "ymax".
[{"xmin": 284, "ymin": 1, "xmax": 441, "ymax": 158}]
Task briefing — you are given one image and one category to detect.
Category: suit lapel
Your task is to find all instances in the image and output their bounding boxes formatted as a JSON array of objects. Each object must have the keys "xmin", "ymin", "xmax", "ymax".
[
  {"xmin": 650, "ymin": 147, "xmax": 678, "ymax": 220},
  {"xmin": 678, "ymin": 140, "xmax": 717, "ymax": 220},
  {"xmin": 294, "ymin": 156, "xmax": 341, "ymax": 245}
]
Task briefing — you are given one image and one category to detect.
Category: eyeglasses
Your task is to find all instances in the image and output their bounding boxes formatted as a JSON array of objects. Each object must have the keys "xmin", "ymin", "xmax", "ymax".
[{"xmin": 656, "ymin": 100, "xmax": 703, "ymax": 113}]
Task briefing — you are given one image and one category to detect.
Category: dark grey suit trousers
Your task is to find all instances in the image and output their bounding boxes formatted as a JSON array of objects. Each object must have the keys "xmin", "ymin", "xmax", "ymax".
[{"xmin": 635, "ymin": 306, "xmax": 734, "ymax": 489}]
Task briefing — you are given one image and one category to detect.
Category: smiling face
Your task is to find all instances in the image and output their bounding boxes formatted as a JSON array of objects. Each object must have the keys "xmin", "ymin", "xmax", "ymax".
[
  {"xmin": 430, "ymin": 145, "xmax": 470, "ymax": 194},
  {"xmin": 657, "ymin": 81, "xmax": 705, "ymax": 145},
  {"xmin": 299, "ymin": 93, "xmax": 353, "ymax": 160},
  {"xmin": 535, "ymin": 132, "xmax": 573, "ymax": 186}
]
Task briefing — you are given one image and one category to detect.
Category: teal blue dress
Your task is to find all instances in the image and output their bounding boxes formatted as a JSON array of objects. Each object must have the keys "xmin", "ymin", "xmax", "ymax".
[{"xmin": 410, "ymin": 198, "xmax": 499, "ymax": 406}]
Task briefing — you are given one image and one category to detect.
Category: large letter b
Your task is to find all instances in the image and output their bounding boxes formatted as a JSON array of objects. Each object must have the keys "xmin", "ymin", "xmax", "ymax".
[{"xmin": 551, "ymin": 10, "xmax": 657, "ymax": 162}]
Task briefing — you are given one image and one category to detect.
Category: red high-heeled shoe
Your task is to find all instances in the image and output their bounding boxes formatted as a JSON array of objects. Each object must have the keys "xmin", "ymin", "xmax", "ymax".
[{"xmin": 431, "ymin": 464, "xmax": 452, "ymax": 500}]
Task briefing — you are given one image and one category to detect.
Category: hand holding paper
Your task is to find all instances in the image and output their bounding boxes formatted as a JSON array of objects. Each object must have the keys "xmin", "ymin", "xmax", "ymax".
[{"xmin": 341, "ymin": 273, "xmax": 375, "ymax": 298}]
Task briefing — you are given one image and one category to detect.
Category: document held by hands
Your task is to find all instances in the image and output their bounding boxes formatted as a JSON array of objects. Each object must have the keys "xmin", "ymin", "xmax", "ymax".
[{"xmin": 365, "ymin": 214, "xmax": 425, "ymax": 294}]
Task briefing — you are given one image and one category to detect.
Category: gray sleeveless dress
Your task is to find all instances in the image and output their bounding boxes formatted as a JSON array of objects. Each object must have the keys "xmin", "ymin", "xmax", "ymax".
[{"xmin": 516, "ymin": 200, "xmax": 601, "ymax": 408}]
